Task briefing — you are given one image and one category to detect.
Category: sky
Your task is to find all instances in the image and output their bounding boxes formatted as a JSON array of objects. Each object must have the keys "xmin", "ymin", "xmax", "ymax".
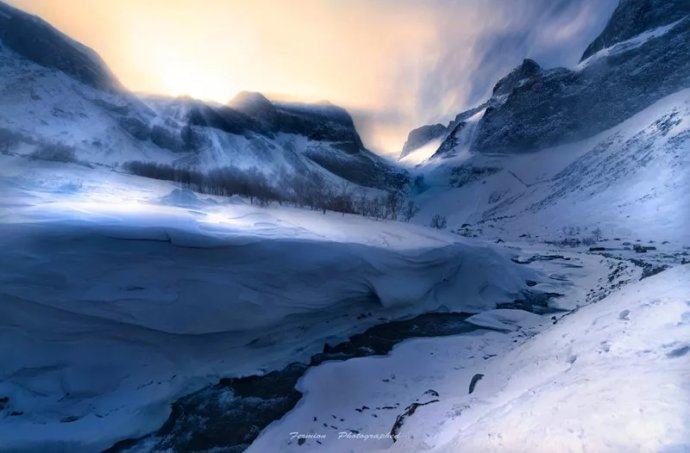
[{"xmin": 10, "ymin": 0, "xmax": 618, "ymax": 156}]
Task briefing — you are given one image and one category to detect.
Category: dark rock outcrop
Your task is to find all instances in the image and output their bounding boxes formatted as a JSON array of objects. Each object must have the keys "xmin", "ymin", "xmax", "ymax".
[
  {"xmin": 403, "ymin": 0, "xmax": 690, "ymax": 157},
  {"xmin": 400, "ymin": 123, "xmax": 447, "ymax": 158},
  {"xmin": 400, "ymin": 103, "xmax": 488, "ymax": 159},
  {"xmin": 431, "ymin": 103, "xmax": 488, "ymax": 159},
  {"xmin": 581, "ymin": 0, "xmax": 690, "ymax": 60},
  {"xmin": 229, "ymin": 91, "xmax": 364, "ymax": 153},
  {"xmin": 491, "ymin": 59, "xmax": 542, "ymax": 98}
]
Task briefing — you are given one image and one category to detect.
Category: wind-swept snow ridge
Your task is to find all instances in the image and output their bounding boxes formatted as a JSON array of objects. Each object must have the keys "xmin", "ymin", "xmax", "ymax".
[
  {"xmin": 0, "ymin": 155, "xmax": 531, "ymax": 334},
  {"xmin": 0, "ymin": 153, "xmax": 533, "ymax": 450}
]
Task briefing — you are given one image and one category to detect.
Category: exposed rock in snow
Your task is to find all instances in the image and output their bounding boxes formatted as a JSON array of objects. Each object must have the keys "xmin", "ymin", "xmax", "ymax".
[
  {"xmin": 490, "ymin": 58, "xmax": 542, "ymax": 99},
  {"xmin": 398, "ymin": 103, "xmax": 486, "ymax": 161},
  {"xmin": 432, "ymin": 107, "xmax": 485, "ymax": 159},
  {"xmin": 581, "ymin": 0, "xmax": 690, "ymax": 60}
]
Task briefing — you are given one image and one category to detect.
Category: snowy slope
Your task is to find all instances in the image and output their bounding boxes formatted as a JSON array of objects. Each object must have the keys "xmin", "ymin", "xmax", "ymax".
[
  {"xmin": 432, "ymin": 264, "xmax": 690, "ymax": 452},
  {"xmin": 253, "ymin": 264, "xmax": 689, "ymax": 452},
  {"xmin": 411, "ymin": 88, "xmax": 690, "ymax": 244}
]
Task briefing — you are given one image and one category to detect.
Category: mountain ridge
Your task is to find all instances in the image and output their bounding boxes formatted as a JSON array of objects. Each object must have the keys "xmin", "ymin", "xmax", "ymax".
[
  {"xmin": 401, "ymin": 0, "xmax": 690, "ymax": 158},
  {"xmin": 0, "ymin": 1, "xmax": 119, "ymax": 90},
  {"xmin": 0, "ymin": 0, "xmax": 405, "ymax": 191}
]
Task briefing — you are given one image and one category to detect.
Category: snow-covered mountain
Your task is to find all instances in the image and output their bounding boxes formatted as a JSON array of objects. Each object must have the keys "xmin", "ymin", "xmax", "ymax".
[
  {"xmin": 402, "ymin": 0, "xmax": 690, "ymax": 244},
  {"xmin": 403, "ymin": 0, "xmax": 690, "ymax": 157},
  {"xmin": 0, "ymin": 1, "xmax": 405, "ymax": 192},
  {"xmin": 410, "ymin": 88, "xmax": 690, "ymax": 243}
]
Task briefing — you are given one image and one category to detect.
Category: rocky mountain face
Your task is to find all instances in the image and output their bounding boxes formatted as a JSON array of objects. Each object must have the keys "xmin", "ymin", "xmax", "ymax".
[
  {"xmin": 581, "ymin": 0, "xmax": 690, "ymax": 60},
  {"xmin": 400, "ymin": 104, "xmax": 487, "ymax": 159},
  {"xmin": 229, "ymin": 91, "xmax": 364, "ymax": 153},
  {"xmin": 0, "ymin": 1, "xmax": 404, "ymax": 191},
  {"xmin": 401, "ymin": 0, "xmax": 690, "ymax": 245},
  {"xmin": 489, "ymin": 58, "xmax": 541, "ymax": 99},
  {"xmin": 403, "ymin": 0, "xmax": 690, "ymax": 158},
  {"xmin": 400, "ymin": 123, "xmax": 447, "ymax": 158},
  {"xmin": 472, "ymin": 5, "xmax": 690, "ymax": 154}
]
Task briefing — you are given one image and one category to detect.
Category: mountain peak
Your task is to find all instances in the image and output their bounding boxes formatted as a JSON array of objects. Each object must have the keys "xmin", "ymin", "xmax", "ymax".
[
  {"xmin": 491, "ymin": 58, "xmax": 542, "ymax": 97},
  {"xmin": 0, "ymin": 0, "xmax": 119, "ymax": 90},
  {"xmin": 228, "ymin": 91, "xmax": 274, "ymax": 111},
  {"xmin": 581, "ymin": 0, "xmax": 690, "ymax": 61}
]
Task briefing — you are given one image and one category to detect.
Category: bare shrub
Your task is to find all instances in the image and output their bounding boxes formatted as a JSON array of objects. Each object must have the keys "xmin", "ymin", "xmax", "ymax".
[
  {"xmin": 30, "ymin": 144, "xmax": 77, "ymax": 163},
  {"xmin": 430, "ymin": 214, "xmax": 447, "ymax": 229},
  {"xmin": 401, "ymin": 201, "xmax": 420, "ymax": 222},
  {"xmin": 123, "ymin": 160, "xmax": 423, "ymax": 220}
]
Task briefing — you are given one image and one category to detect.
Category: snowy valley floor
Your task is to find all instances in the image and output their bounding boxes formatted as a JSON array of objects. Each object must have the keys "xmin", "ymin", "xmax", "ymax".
[{"xmin": 0, "ymin": 155, "xmax": 689, "ymax": 451}]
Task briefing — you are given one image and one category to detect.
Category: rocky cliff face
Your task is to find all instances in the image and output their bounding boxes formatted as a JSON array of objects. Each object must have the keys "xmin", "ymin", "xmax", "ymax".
[
  {"xmin": 471, "ymin": 0, "xmax": 690, "ymax": 153},
  {"xmin": 230, "ymin": 92, "xmax": 365, "ymax": 155},
  {"xmin": 403, "ymin": 0, "xmax": 690, "ymax": 158},
  {"xmin": 581, "ymin": 0, "xmax": 690, "ymax": 60},
  {"xmin": 400, "ymin": 124, "xmax": 447, "ymax": 158},
  {"xmin": 400, "ymin": 104, "xmax": 487, "ymax": 159},
  {"xmin": 490, "ymin": 59, "xmax": 542, "ymax": 99}
]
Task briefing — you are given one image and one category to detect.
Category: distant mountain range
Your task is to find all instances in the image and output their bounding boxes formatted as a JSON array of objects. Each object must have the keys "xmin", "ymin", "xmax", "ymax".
[{"xmin": 0, "ymin": 0, "xmax": 405, "ymax": 192}]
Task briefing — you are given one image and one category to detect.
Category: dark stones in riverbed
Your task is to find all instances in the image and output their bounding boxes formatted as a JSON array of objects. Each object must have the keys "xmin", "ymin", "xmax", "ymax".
[
  {"xmin": 107, "ymin": 363, "xmax": 307, "ymax": 452},
  {"xmin": 389, "ymin": 398, "xmax": 439, "ymax": 442},
  {"xmin": 511, "ymin": 254, "xmax": 570, "ymax": 264},
  {"xmin": 106, "ymin": 311, "xmax": 479, "ymax": 452},
  {"xmin": 312, "ymin": 312, "xmax": 477, "ymax": 366},
  {"xmin": 497, "ymin": 289, "xmax": 565, "ymax": 314}
]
